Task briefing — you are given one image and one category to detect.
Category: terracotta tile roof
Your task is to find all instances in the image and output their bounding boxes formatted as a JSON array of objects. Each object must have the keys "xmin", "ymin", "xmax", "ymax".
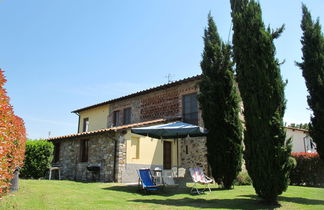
[
  {"xmin": 285, "ymin": 126, "xmax": 309, "ymax": 133},
  {"xmin": 72, "ymin": 74, "xmax": 202, "ymax": 113},
  {"xmin": 47, "ymin": 118, "xmax": 170, "ymax": 141}
]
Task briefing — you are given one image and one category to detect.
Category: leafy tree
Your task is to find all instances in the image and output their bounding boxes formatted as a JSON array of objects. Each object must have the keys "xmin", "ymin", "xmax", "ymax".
[
  {"xmin": 198, "ymin": 13, "xmax": 243, "ymax": 189},
  {"xmin": 230, "ymin": 0, "xmax": 294, "ymax": 202},
  {"xmin": 20, "ymin": 140, "xmax": 54, "ymax": 179},
  {"xmin": 297, "ymin": 4, "xmax": 324, "ymax": 161},
  {"xmin": 0, "ymin": 69, "xmax": 26, "ymax": 197}
]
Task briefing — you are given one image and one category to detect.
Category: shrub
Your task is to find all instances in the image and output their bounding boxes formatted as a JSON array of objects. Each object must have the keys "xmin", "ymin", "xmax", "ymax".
[
  {"xmin": 0, "ymin": 69, "xmax": 26, "ymax": 198},
  {"xmin": 290, "ymin": 153, "xmax": 324, "ymax": 187},
  {"xmin": 20, "ymin": 140, "xmax": 54, "ymax": 179},
  {"xmin": 234, "ymin": 171, "xmax": 252, "ymax": 186}
]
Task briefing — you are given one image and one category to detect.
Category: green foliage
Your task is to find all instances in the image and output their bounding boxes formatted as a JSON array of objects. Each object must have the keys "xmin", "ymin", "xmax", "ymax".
[
  {"xmin": 288, "ymin": 123, "xmax": 309, "ymax": 130},
  {"xmin": 20, "ymin": 140, "xmax": 54, "ymax": 179},
  {"xmin": 198, "ymin": 13, "xmax": 243, "ymax": 189},
  {"xmin": 234, "ymin": 171, "xmax": 252, "ymax": 185},
  {"xmin": 297, "ymin": 4, "xmax": 324, "ymax": 161},
  {"xmin": 0, "ymin": 69, "xmax": 26, "ymax": 198},
  {"xmin": 230, "ymin": 0, "xmax": 294, "ymax": 202},
  {"xmin": 290, "ymin": 153, "xmax": 324, "ymax": 187}
]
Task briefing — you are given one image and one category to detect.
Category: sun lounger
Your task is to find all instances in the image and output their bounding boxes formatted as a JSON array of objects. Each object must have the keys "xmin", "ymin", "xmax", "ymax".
[
  {"xmin": 137, "ymin": 169, "xmax": 159, "ymax": 193},
  {"xmin": 189, "ymin": 167, "xmax": 213, "ymax": 194}
]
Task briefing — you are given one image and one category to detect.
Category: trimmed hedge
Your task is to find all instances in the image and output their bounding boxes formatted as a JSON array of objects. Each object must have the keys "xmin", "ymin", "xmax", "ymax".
[
  {"xmin": 290, "ymin": 153, "xmax": 324, "ymax": 187},
  {"xmin": 0, "ymin": 70, "xmax": 27, "ymax": 198},
  {"xmin": 20, "ymin": 140, "xmax": 54, "ymax": 179},
  {"xmin": 234, "ymin": 171, "xmax": 252, "ymax": 186}
]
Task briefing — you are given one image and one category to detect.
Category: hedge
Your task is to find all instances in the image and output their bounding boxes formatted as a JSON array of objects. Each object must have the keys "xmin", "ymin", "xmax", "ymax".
[
  {"xmin": 290, "ymin": 152, "xmax": 324, "ymax": 187},
  {"xmin": 20, "ymin": 140, "xmax": 54, "ymax": 179},
  {"xmin": 0, "ymin": 69, "xmax": 27, "ymax": 198},
  {"xmin": 234, "ymin": 171, "xmax": 252, "ymax": 186}
]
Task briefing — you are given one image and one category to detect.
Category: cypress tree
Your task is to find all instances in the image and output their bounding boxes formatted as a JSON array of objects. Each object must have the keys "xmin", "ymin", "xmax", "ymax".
[
  {"xmin": 198, "ymin": 13, "xmax": 243, "ymax": 189},
  {"xmin": 297, "ymin": 4, "xmax": 324, "ymax": 161},
  {"xmin": 230, "ymin": 0, "xmax": 294, "ymax": 202}
]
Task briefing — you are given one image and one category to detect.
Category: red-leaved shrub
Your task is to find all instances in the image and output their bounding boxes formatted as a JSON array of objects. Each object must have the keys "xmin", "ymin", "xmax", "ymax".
[
  {"xmin": 0, "ymin": 69, "xmax": 26, "ymax": 198},
  {"xmin": 290, "ymin": 152, "xmax": 324, "ymax": 187}
]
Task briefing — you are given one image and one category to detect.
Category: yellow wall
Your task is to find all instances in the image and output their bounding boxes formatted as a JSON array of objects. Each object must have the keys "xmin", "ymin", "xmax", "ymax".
[
  {"xmin": 78, "ymin": 104, "xmax": 109, "ymax": 132},
  {"xmin": 125, "ymin": 130, "xmax": 179, "ymax": 167}
]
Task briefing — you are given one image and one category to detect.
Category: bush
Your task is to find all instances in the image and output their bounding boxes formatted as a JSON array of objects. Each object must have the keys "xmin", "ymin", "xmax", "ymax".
[
  {"xmin": 0, "ymin": 69, "xmax": 26, "ymax": 198},
  {"xmin": 290, "ymin": 153, "xmax": 324, "ymax": 187},
  {"xmin": 20, "ymin": 140, "xmax": 54, "ymax": 179},
  {"xmin": 234, "ymin": 171, "xmax": 252, "ymax": 186}
]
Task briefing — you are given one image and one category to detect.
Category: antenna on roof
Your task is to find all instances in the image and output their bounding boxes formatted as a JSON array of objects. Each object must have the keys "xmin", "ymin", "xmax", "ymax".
[
  {"xmin": 48, "ymin": 131, "xmax": 51, "ymax": 138},
  {"xmin": 165, "ymin": 73, "xmax": 174, "ymax": 83}
]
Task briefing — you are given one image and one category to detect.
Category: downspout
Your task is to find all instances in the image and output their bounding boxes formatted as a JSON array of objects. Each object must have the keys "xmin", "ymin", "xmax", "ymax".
[
  {"xmin": 108, "ymin": 132, "xmax": 119, "ymax": 183},
  {"xmin": 113, "ymin": 137, "xmax": 118, "ymax": 182},
  {"xmin": 73, "ymin": 112, "xmax": 80, "ymax": 181}
]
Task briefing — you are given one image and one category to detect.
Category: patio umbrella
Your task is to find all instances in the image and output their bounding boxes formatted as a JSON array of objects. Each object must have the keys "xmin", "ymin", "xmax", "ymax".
[
  {"xmin": 131, "ymin": 121, "xmax": 207, "ymax": 175},
  {"xmin": 131, "ymin": 121, "xmax": 207, "ymax": 139}
]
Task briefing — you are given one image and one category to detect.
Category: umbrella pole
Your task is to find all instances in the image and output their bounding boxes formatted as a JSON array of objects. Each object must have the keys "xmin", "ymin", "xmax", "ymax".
[{"xmin": 176, "ymin": 138, "xmax": 179, "ymax": 177}]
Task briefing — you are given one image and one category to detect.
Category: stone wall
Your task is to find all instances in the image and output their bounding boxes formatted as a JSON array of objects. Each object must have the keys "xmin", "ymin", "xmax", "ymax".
[
  {"xmin": 107, "ymin": 79, "xmax": 202, "ymax": 127},
  {"xmin": 56, "ymin": 133, "xmax": 116, "ymax": 182},
  {"xmin": 115, "ymin": 133, "xmax": 127, "ymax": 183},
  {"xmin": 179, "ymin": 137, "xmax": 208, "ymax": 174}
]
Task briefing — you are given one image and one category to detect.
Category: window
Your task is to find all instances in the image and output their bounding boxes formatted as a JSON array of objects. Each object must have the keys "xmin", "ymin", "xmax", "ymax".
[
  {"xmin": 80, "ymin": 139, "xmax": 89, "ymax": 162},
  {"xmin": 123, "ymin": 108, "xmax": 131, "ymax": 125},
  {"xmin": 53, "ymin": 143, "xmax": 60, "ymax": 163},
  {"xmin": 83, "ymin": 118, "xmax": 89, "ymax": 132},
  {"xmin": 182, "ymin": 93, "xmax": 198, "ymax": 125},
  {"xmin": 131, "ymin": 137, "xmax": 140, "ymax": 159},
  {"xmin": 113, "ymin": 110, "xmax": 120, "ymax": 126}
]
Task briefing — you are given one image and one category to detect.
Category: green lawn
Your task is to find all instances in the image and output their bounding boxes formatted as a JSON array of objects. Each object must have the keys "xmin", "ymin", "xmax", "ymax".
[{"xmin": 1, "ymin": 180, "xmax": 324, "ymax": 210}]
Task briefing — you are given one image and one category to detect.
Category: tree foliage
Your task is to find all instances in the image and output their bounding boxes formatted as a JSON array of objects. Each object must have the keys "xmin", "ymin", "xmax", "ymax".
[
  {"xmin": 230, "ymin": 0, "xmax": 294, "ymax": 202},
  {"xmin": 198, "ymin": 13, "xmax": 243, "ymax": 189},
  {"xmin": 288, "ymin": 123, "xmax": 309, "ymax": 130},
  {"xmin": 0, "ymin": 69, "xmax": 26, "ymax": 197},
  {"xmin": 20, "ymin": 140, "xmax": 54, "ymax": 179},
  {"xmin": 297, "ymin": 4, "xmax": 324, "ymax": 161}
]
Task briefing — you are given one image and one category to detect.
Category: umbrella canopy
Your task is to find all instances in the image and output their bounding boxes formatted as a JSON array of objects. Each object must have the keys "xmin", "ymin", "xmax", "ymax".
[{"xmin": 131, "ymin": 121, "xmax": 207, "ymax": 139}]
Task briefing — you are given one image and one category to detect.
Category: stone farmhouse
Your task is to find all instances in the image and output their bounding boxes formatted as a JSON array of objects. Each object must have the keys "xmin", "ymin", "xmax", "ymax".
[
  {"xmin": 48, "ymin": 75, "xmax": 208, "ymax": 183},
  {"xmin": 48, "ymin": 74, "xmax": 316, "ymax": 183}
]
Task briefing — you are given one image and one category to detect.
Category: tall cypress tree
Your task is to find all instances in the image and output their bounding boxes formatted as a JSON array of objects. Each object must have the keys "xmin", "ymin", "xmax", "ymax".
[
  {"xmin": 198, "ymin": 13, "xmax": 243, "ymax": 189},
  {"xmin": 297, "ymin": 4, "xmax": 324, "ymax": 161},
  {"xmin": 230, "ymin": 0, "xmax": 293, "ymax": 202}
]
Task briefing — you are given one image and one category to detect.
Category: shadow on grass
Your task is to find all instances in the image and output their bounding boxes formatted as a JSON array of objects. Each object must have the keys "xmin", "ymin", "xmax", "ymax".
[
  {"xmin": 130, "ymin": 191, "xmax": 324, "ymax": 209},
  {"xmin": 242, "ymin": 195, "xmax": 324, "ymax": 206},
  {"xmin": 102, "ymin": 185, "xmax": 191, "ymax": 196},
  {"xmin": 130, "ymin": 197, "xmax": 281, "ymax": 209},
  {"xmin": 103, "ymin": 184, "xmax": 226, "ymax": 197}
]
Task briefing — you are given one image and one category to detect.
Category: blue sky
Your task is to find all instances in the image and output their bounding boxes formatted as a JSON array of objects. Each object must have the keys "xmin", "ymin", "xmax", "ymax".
[{"xmin": 1, "ymin": 0, "xmax": 323, "ymax": 139}]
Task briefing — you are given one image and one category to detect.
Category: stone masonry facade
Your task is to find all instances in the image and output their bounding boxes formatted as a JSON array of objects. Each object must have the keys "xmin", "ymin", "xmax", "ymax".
[
  {"xmin": 55, "ymin": 133, "xmax": 117, "ymax": 182},
  {"xmin": 107, "ymin": 78, "xmax": 204, "ymax": 127},
  {"xmin": 52, "ymin": 76, "xmax": 210, "ymax": 182}
]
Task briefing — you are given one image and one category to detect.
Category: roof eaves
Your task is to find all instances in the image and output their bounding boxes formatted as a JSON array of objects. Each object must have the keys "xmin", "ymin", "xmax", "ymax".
[
  {"xmin": 71, "ymin": 74, "xmax": 202, "ymax": 113},
  {"xmin": 47, "ymin": 118, "xmax": 177, "ymax": 141},
  {"xmin": 285, "ymin": 126, "xmax": 309, "ymax": 133}
]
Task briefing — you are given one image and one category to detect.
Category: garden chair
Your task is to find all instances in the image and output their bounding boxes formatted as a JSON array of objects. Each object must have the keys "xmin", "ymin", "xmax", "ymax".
[
  {"xmin": 162, "ymin": 170, "xmax": 175, "ymax": 185},
  {"xmin": 189, "ymin": 167, "xmax": 213, "ymax": 194},
  {"xmin": 137, "ymin": 169, "xmax": 159, "ymax": 193}
]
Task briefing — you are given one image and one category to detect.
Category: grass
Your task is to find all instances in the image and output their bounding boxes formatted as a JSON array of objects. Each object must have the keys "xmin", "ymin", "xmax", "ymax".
[{"xmin": 1, "ymin": 179, "xmax": 324, "ymax": 210}]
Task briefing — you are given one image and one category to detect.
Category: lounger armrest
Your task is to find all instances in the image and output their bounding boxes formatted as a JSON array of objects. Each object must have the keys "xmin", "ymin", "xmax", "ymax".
[{"xmin": 204, "ymin": 175, "xmax": 214, "ymax": 182}]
